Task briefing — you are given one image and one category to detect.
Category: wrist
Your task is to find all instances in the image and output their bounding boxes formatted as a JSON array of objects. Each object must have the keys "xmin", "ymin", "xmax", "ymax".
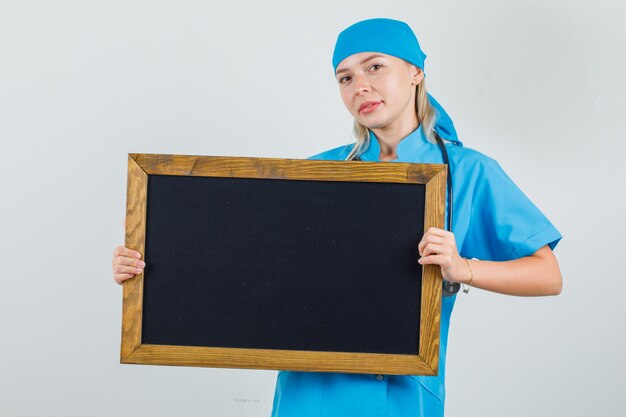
[{"xmin": 461, "ymin": 258, "xmax": 474, "ymax": 293}]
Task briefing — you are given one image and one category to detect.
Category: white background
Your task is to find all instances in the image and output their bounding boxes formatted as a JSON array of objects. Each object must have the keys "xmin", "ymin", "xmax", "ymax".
[{"xmin": 1, "ymin": 1, "xmax": 624, "ymax": 416}]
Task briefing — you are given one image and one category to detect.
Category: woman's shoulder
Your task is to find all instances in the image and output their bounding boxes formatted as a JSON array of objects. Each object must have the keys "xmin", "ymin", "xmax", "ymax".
[
  {"xmin": 446, "ymin": 143, "xmax": 505, "ymax": 176},
  {"xmin": 306, "ymin": 143, "xmax": 354, "ymax": 161},
  {"xmin": 448, "ymin": 142, "xmax": 497, "ymax": 165}
]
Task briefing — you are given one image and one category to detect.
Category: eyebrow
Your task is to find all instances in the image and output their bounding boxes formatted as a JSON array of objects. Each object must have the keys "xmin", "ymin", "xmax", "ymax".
[{"xmin": 335, "ymin": 54, "xmax": 387, "ymax": 76}]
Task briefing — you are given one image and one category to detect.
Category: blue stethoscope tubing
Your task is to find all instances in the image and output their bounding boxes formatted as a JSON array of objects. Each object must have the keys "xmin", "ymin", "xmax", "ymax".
[{"xmin": 435, "ymin": 133, "xmax": 460, "ymax": 296}]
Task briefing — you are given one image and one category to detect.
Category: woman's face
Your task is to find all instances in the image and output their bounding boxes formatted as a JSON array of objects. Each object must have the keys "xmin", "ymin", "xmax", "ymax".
[{"xmin": 335, "ymin": 52, "xmax": 423, "ymax": 131}]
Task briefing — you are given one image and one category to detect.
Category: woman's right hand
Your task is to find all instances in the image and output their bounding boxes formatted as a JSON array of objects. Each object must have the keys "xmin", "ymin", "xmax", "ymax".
[{"xmin": 112, "ymin": 245, "xmax": 145, "ymax": 285}]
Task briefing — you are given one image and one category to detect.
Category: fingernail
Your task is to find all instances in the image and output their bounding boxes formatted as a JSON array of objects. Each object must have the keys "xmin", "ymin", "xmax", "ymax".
[
  {"xmin": 135, "ymin": 268, "xmax": 142, "ymax": 273},
  {"xmin": 139, "ymin": 261, "xmax": 145, "ymax": 267},
  {"xmin": 135, "ymin": 252, "xmax": 141, "ymax": 258}
]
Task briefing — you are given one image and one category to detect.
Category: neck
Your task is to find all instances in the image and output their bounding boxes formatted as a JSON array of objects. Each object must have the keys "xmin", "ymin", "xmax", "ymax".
[{"xmin": 370, "ymin": 115, "xmax": 419, "ymax": 159}]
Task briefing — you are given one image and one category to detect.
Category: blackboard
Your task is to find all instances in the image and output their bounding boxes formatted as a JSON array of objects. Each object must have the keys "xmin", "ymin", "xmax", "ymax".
[{"xmin": 121, "ymin": 154, "xmax": 446, "ymax": 375}]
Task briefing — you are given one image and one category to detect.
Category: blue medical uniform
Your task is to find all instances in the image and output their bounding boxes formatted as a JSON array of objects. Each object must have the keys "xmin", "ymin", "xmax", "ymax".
[{"xmin": 270, "ymin": 126, "xmax": 562, "ymax": 417}]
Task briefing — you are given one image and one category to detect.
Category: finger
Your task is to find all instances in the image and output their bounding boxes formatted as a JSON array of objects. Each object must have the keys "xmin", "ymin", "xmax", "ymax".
[
  {"xmin": 114, "ymin": 273, "xmax": 135, "ymax": 285},
  {"xmin": 113, "ymin": 246, "xmax": 142, "ymax": 259},
  {"xmin": 418, "ymin": 235, "xmax": 445, "ymax": 255},
  {"xmin": 421, "ymin": 242, "xmax": 453, "ymax": 258},
  {"xmin": 113, "ymin": 264, "xmax": 144, "ymax": 276},
  {"xmin": 418, "ymin": 254, "xmax": 445, "ymax": 266},
  {"xmin": 112, "ymin": 256, "xmax": 146, "ymax": 270},
  {"xmin": 419, "ymin": 228, "xmax": 448, "ymax": 252},
  {"xmin": 425, "ymin": 228, "xmax": 456, "ymax": 243}
]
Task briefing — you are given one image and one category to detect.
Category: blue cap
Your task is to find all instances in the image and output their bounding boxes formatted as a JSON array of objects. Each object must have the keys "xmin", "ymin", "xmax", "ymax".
[
  {"xmin": 333, "ymin": 18, "xmax": 426, "ymax": 73},
  {"xmin": 332, "ymin": 18, "xmax": 460, "ymax": 144}
]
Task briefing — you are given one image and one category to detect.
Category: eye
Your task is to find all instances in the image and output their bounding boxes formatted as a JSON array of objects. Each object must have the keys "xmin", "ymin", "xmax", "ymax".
[
  {"xmin": 338, "ymin": 75, "xmax": 351, "ymax": 84},
  {"xmin": 369, "ymin": 64, "xmax": 382, "ymax": 71}
]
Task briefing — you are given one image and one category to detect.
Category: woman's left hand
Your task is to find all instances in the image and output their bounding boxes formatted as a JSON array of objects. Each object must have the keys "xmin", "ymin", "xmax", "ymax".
[{"xmin": 418, "ymin": 227, "xmax": 470, "ymax": 284}]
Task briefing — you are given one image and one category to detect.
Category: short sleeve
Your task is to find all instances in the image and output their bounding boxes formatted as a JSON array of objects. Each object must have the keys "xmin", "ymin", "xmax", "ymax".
[{"xmin": 461, "ymin": 158, "xmax": 562, "ymax": 261}]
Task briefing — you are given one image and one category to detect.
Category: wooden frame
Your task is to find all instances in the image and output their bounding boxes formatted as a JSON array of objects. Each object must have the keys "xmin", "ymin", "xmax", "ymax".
[{"xmin": 121, "ymin": 153, "xmax": 446, "ymax": 375}]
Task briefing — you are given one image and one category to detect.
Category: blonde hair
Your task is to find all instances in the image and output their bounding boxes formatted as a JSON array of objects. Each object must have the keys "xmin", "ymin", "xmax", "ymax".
[{"xmin": 345, "ymin": 79, "xmax": 438, "ymax": 161}]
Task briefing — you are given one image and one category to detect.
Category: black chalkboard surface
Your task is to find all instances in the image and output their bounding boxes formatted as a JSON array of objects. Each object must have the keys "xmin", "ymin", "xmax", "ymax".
[{"xmin": 121, "ymin": 154, "xmax": 446, "ymax": 376}]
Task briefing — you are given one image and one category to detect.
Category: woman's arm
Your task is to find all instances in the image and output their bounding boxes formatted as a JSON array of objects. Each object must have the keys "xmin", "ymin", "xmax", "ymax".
[{"xmin": 418, "ymin": 227, "xmax": 562, "ymax": 296}]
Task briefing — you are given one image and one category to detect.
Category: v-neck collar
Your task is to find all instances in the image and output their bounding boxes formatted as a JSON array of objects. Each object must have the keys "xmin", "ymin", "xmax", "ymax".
[{"xmin": 360, "ymin": 126, "xmax": 429, "ymax": 162}]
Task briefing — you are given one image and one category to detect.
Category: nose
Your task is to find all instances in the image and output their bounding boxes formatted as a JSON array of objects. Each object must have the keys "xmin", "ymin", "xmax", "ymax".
[{"xmin": 353, "ymin": 74, "xmax": 370, "ymax": 96}]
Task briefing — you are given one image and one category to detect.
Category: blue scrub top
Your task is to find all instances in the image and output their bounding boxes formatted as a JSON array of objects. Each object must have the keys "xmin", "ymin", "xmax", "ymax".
[{"xmin": 270, "ymin": 126, "xmax": 562, "ymax": 417}]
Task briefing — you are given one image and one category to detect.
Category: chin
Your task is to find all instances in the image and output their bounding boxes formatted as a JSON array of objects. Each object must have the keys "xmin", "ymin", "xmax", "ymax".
[
  {"xmin": 360, "ymin": 120, "xmax": 385, "ymax": 130},
  {"xmin": 353, "ymin": 115, "xmax": 377, "ymax": 128},
  {"xmin": 356, "ymin": 113, "xmax": 389, "ymax": 130}
]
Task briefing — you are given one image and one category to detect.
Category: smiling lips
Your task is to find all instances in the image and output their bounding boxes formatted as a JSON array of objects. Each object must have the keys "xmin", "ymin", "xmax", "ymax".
[{"xmin": 359, "ymin": 101, "xmax": 382, "ymax": 114}]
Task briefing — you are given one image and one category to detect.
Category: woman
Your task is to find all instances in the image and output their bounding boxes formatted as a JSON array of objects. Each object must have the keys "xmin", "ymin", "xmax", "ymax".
[
  {"xmin": 268, "ymin": 18, "xmax": 562, "ymax": 417},
  {"xmin": 112, "ymin": 17, "xmax": 562, "ymax": 417}
]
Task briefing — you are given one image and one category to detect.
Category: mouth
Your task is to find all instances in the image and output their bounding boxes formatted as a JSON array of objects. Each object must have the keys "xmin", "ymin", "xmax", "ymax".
[{"xmin": 359, "ymin": 101, "xmax": 382, "ymax": 114}]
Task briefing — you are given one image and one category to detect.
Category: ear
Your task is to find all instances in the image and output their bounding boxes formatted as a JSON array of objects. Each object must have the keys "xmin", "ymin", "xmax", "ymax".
[{"xmin": 410, "ymin": 65, "xmax": 425, "ymax": 86}]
